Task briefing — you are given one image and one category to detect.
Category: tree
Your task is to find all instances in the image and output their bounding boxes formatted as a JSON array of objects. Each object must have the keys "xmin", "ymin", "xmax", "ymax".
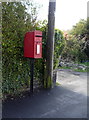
[
  {"xmin": 66, "ymin": 19, "xmax": 89, "ymax": 62},
  {"xmin": 70, "ymin": 19, "xmax": 87, "ymax": 38},
  {"xmin": 83, "ymin": 17, "xmax": 89, "ymax": 58}
]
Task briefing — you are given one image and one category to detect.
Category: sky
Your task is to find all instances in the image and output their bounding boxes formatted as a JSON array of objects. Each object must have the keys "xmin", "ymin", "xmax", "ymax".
[{"xmin": 33, "ymin": 0, "xmax": 88, "ymax": 31}]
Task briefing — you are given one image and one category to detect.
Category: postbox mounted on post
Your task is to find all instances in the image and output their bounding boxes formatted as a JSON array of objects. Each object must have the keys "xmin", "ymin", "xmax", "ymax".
[
  {"xmin": 24, "ymin": 30, "xmax": 42, "ymax": 58},
  {"xmin": 24, "ymin": 30, "xmax": 42, "ymax": 93}
]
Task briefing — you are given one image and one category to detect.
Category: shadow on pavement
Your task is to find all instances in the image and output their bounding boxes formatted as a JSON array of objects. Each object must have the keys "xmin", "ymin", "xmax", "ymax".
[{"xmin": 2, "ymin": 85, "xmax": 87, "ymax": 119}]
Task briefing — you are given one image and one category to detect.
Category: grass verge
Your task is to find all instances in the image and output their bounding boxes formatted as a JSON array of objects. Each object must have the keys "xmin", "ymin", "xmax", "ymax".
[{"xmin": 58, "ymin": 62, "xmax": 89, "ymax": 72}]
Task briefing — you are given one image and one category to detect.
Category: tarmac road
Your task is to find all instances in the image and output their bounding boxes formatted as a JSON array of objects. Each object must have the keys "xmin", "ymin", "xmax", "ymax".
[{"xmin": 2, "ymin": 69, "xmax": 88, "ymax": 119}]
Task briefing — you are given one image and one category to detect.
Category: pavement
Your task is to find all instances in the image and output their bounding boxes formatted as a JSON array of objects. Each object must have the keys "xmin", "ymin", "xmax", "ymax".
[{"xmin": 2, "ymin": 69, "xmax": 88, "ymax": 119}]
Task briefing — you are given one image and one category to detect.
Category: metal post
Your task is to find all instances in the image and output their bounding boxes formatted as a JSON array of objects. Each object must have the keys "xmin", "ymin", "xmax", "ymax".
[{"xmin": 30, "ymin": 58, "xmax": 34, "ymax": 93}]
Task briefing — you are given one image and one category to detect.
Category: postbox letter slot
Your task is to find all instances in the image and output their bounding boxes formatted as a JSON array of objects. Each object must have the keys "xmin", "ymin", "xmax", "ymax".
[{"xmin": 35, "ymin": 35, "xmax": 42, "ymax": 37}]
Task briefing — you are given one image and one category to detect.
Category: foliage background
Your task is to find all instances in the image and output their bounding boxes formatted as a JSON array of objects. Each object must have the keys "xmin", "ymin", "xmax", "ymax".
[
  {"xmin": 61, "ymin": 19, "xmax": 89, "ymax": 63},
  {"xmin": 2, "ymin": 2, "xmax": 64, "ymax": 97}
]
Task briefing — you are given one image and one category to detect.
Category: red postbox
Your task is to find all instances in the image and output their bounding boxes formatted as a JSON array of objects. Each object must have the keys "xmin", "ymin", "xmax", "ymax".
[{"xmin": 24, "ymin": 30, "xmax": 42, "ymax": 58}]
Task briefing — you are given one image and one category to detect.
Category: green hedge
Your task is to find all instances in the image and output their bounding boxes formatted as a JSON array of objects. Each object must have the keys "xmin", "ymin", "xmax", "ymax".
[{"xmin": 2, "ymin": 2, "xmax": 64, "ymax": 98}]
